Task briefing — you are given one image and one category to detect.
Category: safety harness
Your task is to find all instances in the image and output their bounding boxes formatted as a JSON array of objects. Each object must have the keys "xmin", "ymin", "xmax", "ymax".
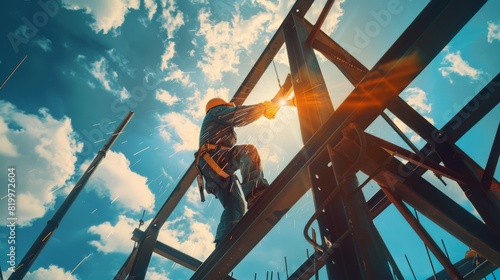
[{"xmin": 194, "ymin": 143, "xmax": 231, "ymax": 202}]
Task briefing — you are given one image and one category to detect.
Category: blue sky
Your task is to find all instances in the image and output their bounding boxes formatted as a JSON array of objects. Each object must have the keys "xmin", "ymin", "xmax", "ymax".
[{"xmin": 1, "ymin": 0, "xmax": 499, "ymax": 279}]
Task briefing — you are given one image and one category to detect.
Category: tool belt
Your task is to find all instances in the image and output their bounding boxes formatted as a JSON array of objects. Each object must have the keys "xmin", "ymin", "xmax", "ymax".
[{"xmin": 194, "ymin": 143, "xmax": 231, "ymax": 202}]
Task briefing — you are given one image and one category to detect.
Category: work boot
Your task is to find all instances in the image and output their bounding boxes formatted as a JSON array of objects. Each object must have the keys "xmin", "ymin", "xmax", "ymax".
[{"xmin": 246, "ymin": 185, "xmax": 268, "ymax": 210}]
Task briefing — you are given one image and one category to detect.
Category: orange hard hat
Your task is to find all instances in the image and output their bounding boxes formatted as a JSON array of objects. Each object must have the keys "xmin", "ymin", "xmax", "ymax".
[{"xmin": 205, "ymin": 98, "xmax": 234, "ymax": 113}]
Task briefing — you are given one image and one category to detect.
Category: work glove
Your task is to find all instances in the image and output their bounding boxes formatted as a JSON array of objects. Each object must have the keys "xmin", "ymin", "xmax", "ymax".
[{"xmin": 263, "ymin": 100, "xmax": 280, "ymax": 119}]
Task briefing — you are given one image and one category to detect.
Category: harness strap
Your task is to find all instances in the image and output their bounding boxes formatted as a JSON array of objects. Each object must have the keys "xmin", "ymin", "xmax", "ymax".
[
  {"xmin": 197, "ymin": 144, "xmax": 231, "ymax": 178},
  {"xmin": 194, "ymin": 143, "xmax": 232, "ymax": 202}
]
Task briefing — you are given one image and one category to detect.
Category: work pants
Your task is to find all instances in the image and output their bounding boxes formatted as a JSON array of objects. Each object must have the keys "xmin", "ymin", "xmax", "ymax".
[{"xmin": 203, "ymin": 144, "xmax": 269, "ymax": 245}]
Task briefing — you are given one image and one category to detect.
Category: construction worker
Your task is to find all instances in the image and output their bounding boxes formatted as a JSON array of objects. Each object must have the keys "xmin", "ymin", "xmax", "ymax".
[{"xmin": 196, "ymin": 97, "xmax": 280, "ymax": 246}]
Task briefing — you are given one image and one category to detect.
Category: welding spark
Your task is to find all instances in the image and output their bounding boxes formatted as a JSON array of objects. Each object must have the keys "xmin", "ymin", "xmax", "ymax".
[
  {"xmin": 169, "ymin": 150, "xmax": 180, "ymax": 158},
  {"xmin": 133, "ymin": 146, "xmax": 150, "ymax": 156},
  {"xmin": 107, "ymin": 230, "xmax": 114, "ymax": 238},
  {"xmin": 94, "ymin": 139, "xmax": 105, "ymax": 144},
  {"xmin": 29, "ymin": 169, "xmax": 38, "ymax": 173},
  {"xmin": 92, "ymin": 123, "xmax": 100, "ymax": 126},
  {"xmin": 107, "ymin": 121, "xmax": 116, "ymax": 125},
  {"xmin": 139, "ymin": 141, "xmax": 143, "ymax": 145},
  {"xmin": 151, "ymin": 173, "xmax": 162, "ymax": 183},
  {"xmin": 131, "ymin": 159, "xmax": 142, "ymax": 167},
  {"xmin": 70, "ymin": 253, "xmax": 92, "ymax": 274},
  {"xmin": 49, "ymin": 185, "xmax": 65, "ymax": 194},
  {"xmin": 91, "ymin": 209, "xmax": 98, "ymax": 214},
  {"xmin": 207, "ymin": 195, "xmax": 214, "ymax": 208},
  {"xmin": 111, "ymin": 195, "xmax": 120, "ymax": 204},
  {"xmin": 121, "ymin": 140, "xmax": 128, "ymax": 144},
  {"xmin": 161, "ymin": 167, "xmax": 169, "ymax": 177},
  {"xmin": 159, "ymin": 188, "xmax": 169, "ymax": 198}
]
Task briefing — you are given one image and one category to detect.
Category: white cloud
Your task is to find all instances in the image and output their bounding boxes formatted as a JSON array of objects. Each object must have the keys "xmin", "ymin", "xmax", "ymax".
[
  {"xmin": 146, "ymin": 267, "xmax": 171, "ymax": 280},
  {"xmin": 186, "ymin": 183, "xmax": 204, "ymax": 205},
  {"xmin": 0, "ymin": 102, "xmax": 83, "ymax": 226},
  {"xmin": 159, "ymin": 0, "xmax": 185, "ymax": 39},
  {"xmin": 403, "ymin": 87, "xmax": 432, "ymax": 114},
  {"xmin": 251, "ymin": 0, "xmax": 294, "ymax": 32},
  {"xmin": 88, "ymin": 215, "xmax": 139, "ymax": 254},
  {"xmin": 438, "ymin": 49, "xmax": 483, "ymax": 83},
  {"xmin": 88, "ymin": 57, "xmax": 130, "ymax": 99},
  {"xmin": 391, "ymin": 87, "xmax": 434, "ymax": 144},
  {"xmin": 118, "ymin": 87, "xmax": 131, "ymax": 99},
  {"xmin": 163, "ymin": 67, "xmax": 194, "ymax": 87},
  {"xmin": 0, "ymin": 117, "xmax": 18, "ymax": 157},
  {"xmin": 156, "ymin": 1, "xmax": 186, "ymax": 82},
  {"xmin": 24, "ymin": 265, "xmax": 77, "ymax": 280},
  {"xmin": 196, "ymin": 7, "xmax": 272, "ymax": 82},
  {"xmin": 88, "ymin": 206, "xmax": 215, "ymax": 260},
  {"xmin": 81, "ymin": 151, "xmax": 155, "ymax": 213},
  {"xmin": 158, "ymin": 206, "xmax": 215, "ymax": 260},
  {"xmin": 61, "ymin": 0, "xmax": 140, "ymax": 34},
  {"xmin": 34, "ymin": 37, "xmax": 52, "ymax": 52},
  {"xmin": 156, "ymin": 89, "xmax": 179, "ymax": 106},
  {"xmin": 144, "ymin": 0, "xmax": 158, "ymax": 21},
  {"xmin": 258, "ymin": 144, "xmax": 281, "ymax": 164},
  {"xmin": 160, "ymin": 41, "xmax": 176, "ymax": 71},
  {"xmin": 191, "ymin": 1, "xmax": 296, "ymax": 82},
  {"xmin": 487, "ymin": 21, "xmax": 500, "ymax": 43},
  {"xmin": 89, "ymin": 57, "xmax": 113, "ymax": 91},
  {"xmin": 157, "ymin": 112, "xmax": 200, "ymax": 152},
  {"xmin": 391, "ymin": 117, "xmax": 412, "ymax": 138}
]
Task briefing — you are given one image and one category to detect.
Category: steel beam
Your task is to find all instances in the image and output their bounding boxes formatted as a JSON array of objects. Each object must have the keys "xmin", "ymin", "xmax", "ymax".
[
  {"xmin": 368, "ymin": 73, "xmax": 500, "ymax": 222},
  {"xmin": 482, "ymin": 123, "xmax": 500, "ymax": 190},
  {"xmin": 114, "ymin": 247, "xmax": 138, "ymax": 280},
  {"xmin": 387, "ymin": 95, "xmax": 500, "ymax": 230},
  {"xmin": 131, "ymin": 229, "xmax": 201, "ymax": 271},
  {"xmin": 429, "ymin": 258, "xmax": 498, "ymax": 280},
  {"xmin": 382, "ymin": 189, "xmax": 462, "ymax": 279},
  {"xmin": 440, "ymin": 73, "xmax": 500, "ymax": 144},
  {"xmin": 306, "ymin": 21, "xmax": 368, "ymax": 86},
  {"xmin": 284, "ymin": 11, "xmax": 347, "ymax": 278},
  {"xmin": 358, "ymin": 134, "xmax": 500, "ymax": 267},
  {"xmin": 191, "ymin": 0, "xmax": 486, "ymax": 278},
  {"xmin": 285, "ymin": 13, "xmax": 334, "ymax": 142},
  {"xmin": 305, "ymin": 0, "xmax": 335, "ymax": 47}
]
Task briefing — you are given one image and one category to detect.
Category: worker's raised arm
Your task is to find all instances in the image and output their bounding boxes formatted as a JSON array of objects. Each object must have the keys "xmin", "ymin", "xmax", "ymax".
[{"xmin": 214, "ymin": 103, "xmax": 266, "ymax": 127}]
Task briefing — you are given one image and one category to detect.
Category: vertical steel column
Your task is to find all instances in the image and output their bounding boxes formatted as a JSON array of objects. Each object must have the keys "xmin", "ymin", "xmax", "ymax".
[
  {"xmin": 10, "ymin": 111, "xmax": 135, "ymax": 280},
  {"xmin": 328, "ymin": 125, "xmax": 394, "ymax": 279},
  {"xmin": 284, "ymin": 12, "xmax": 357, "ymax": 278}
]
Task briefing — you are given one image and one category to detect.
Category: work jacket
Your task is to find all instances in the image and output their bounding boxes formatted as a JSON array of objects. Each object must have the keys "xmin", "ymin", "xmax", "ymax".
[
  {"xmin": 197, "ymin": 103, "xmax": 265, "ymax": 193},
  {"xmin": 199, "ymin": 103, "xmax": 265, "ymax": 148}
]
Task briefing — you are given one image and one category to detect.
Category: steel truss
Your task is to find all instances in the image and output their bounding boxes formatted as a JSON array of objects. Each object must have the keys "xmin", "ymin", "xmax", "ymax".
[{"xmin": 117, "ymin": 0, "xmax": 499, "ymax": 279}]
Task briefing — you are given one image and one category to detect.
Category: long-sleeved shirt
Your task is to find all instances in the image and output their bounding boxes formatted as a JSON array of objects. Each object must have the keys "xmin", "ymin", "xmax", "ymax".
[{"xmin": 199, "ymin": 103, "xmax": 265, "ymax": 148}]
